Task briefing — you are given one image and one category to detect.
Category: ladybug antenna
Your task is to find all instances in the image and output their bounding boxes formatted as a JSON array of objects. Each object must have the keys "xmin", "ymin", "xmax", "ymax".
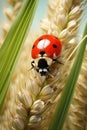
[
  {"xmin": 53, "ymin": 58, "xmax": 64, "ymax": 65},
  {"xmin": 27, "ymin": 66, "xmax": 34, "ymax": 71},
  {"xmin": 27, "ymin": 60, "xmax": 36, "ymax": 71}
]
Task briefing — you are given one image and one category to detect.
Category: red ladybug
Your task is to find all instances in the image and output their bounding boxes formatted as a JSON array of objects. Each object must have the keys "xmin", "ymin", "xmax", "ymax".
[{"xmin": 31, "ymin": 34, "xmax": 62, "ymax": 76}]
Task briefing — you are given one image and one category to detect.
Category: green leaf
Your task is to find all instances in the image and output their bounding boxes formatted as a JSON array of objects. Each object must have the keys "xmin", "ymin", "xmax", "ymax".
[
  {"xmin": 0, "ymin": 0, "xmax": 38, "ymax": 112},
  {"xmin": 48, "ymin": 23, "xmax": 87, "ymax": 130}
]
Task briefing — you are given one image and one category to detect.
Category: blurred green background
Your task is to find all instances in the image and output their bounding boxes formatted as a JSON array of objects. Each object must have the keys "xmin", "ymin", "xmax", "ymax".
[{"xmin": 0, "ymin": 0, "xmax": 48, "ymax": 35}]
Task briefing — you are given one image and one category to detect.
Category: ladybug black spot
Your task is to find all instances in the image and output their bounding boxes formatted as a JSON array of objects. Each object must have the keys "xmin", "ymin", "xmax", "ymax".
[
  {"xmin": 32, "ymin": 45, "xmax": 35, "ymax": 49},
  {"xmin": 53, "ymin": 44, "xmax": 57, "ymax": 48},
  {"xmin": 39, "ymin": 38, "xmax": 43, "ymax": 41},
  {"xmin": 54, "ymin": 36, "xmax": 58, "ymax": 39}
]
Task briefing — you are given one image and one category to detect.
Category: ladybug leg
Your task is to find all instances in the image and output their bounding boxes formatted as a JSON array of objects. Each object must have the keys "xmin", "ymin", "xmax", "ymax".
[
  {"xmin": 53, "ymin": 59, "xmax": 64, "ymax": 65},
  {"xmin": 48, "ymin": 72, "xmax": 54, "ymax": 78},
  {"xmin": 31, "ymin": 60, "xmax": 35, "ymax": 68},
  {"xmin": 57, "ymin": 60, "xmax": 64, "ymax": 65},
  {"xmin": 27, "ymin": 61, "xmax": 35, "ymax": 71},
  {"xmin": 31, "ymin": 60, "xmax": 38, "ymax": 70}
]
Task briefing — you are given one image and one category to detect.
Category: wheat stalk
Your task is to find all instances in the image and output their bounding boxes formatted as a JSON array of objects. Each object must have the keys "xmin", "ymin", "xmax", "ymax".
[{"xmin": 0, "ymin": 0, "xmax": 87, "ymax": 130}]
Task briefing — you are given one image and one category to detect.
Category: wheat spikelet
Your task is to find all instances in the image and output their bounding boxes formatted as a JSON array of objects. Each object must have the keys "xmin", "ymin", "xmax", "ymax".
[{"xmin": 0, "ymin": 0, "xmax": 87, "ymax": 130}]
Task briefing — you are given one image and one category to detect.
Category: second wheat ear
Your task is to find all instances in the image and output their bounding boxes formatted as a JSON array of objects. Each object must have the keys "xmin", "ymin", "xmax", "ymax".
[{"xmin": 0, "ymin": 0, "xmax": 87, "ymax": 130}]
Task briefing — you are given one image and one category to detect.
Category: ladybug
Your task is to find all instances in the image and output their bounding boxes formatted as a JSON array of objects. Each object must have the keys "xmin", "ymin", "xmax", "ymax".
[{"xmin": 31, "ymin": 34, "xmax": 62, "ymax": 76}]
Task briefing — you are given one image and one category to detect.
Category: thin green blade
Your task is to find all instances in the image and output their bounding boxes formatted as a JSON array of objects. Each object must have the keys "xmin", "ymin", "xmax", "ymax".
[
  {"xmin": 48, "ymin": 23, "xmax": 87, "ymax": 130},
  {"xmin": 0, "ymin": 0, "xmax": 38, "ymax": 112}
]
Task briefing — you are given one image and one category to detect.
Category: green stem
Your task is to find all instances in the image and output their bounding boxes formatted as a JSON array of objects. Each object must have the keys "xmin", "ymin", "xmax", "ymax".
[
  {"xmin": 0, "ymin": 0, "xmax": 38, "ymax": 112},
  {"xmin": 48, "ymin": 23, "xmax": 87, "ymax": 130}
]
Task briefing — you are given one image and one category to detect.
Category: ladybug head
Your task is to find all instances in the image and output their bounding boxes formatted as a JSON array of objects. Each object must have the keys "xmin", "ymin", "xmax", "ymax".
[
  {"xmin": 36, "ymin": 58, "xmax": 50, "ymax": 76},
  {"xmin": 31, "ymin": 57, "xmax": 52, "ymax": 76}
]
